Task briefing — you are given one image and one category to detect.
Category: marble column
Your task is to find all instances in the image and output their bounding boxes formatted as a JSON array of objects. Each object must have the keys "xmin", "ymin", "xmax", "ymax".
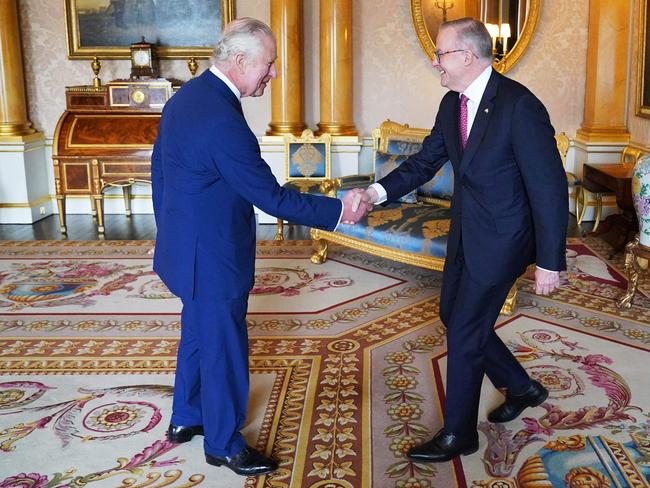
[
  {"xmin": 317, "ymin": 0, "xmax": 357, "ymax": 136},
  {"xmin": 267, "ymin": 0, "xmax": 306, "ymax": 135},
  {"xmin": 575, "ymin": 0, "xmax": 631, "ymax": 143},
  {"xmin": 0, "ymin": 0, "xmax": 36, "ymax": 138},
  {"xmin": 0, "ymin": 0, "xmax": 50, "ymax": 224}
]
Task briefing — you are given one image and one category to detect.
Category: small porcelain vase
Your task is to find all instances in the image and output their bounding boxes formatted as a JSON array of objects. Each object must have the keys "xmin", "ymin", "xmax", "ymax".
[{"xmin": 632, "ymin": 154, "xmax": 650, "ymax": 248}]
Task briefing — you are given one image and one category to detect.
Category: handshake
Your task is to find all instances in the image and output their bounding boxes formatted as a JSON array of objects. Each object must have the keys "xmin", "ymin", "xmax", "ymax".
[{"xmin": 340, "ymin": 187, "xmax": 378, "ymax": 224}]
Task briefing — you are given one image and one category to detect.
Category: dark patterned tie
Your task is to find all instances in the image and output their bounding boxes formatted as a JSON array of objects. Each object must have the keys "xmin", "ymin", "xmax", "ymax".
[{"xmin": 459, "ymin": 94, "xmax": 469, "ymax": 149}]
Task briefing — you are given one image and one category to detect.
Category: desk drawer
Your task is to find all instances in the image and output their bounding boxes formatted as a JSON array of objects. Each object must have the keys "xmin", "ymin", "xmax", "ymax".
[{"xmin": 101, "ymin": 161, "xmax": 151, "ymax": 178}]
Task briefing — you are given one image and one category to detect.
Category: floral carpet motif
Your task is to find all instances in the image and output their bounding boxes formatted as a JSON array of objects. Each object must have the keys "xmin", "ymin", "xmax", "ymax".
[{"xmin": 0, "ymin": 239, "xmax": 648, "ymax": 487}]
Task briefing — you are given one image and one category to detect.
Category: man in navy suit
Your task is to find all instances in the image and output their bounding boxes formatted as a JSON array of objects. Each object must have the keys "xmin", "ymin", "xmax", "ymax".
[
  {"xmin": 354, "ymin": 18, "xmax": 568, "ymax": 462},
  {"xmin": 152, "ymin": 18, "xmax": 369, "ymax": 476}
]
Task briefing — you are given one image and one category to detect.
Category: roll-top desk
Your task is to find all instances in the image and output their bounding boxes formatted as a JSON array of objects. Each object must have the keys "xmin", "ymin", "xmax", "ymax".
[{"xmin": 53, "ymin": 80, "xmax": 175, "ymax": 234}]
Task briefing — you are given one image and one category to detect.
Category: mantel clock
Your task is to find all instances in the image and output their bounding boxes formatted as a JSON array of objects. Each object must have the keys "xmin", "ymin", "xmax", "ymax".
[{"xmin": 130, "ymin": 37, "xmax": 158, "ymax": 79}]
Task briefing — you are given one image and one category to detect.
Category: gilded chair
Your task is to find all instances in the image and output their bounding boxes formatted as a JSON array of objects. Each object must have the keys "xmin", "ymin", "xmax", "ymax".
[
  {"xmin": 554, "ymin": 133, "xmax": 579, "ymax": 217},
  {"xmin": 276, "ymin": 129, "xmax": 333, "ymax": 240},
  {"xmin": 576, "ymin": 146, "xmax": 644, "ymax": 230}
]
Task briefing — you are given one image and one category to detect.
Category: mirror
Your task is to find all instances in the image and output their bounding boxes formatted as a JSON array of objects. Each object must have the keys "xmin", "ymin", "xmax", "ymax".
[{"xmin": 411, "ymin": 0, "xmax": 541, "ymax": 73}]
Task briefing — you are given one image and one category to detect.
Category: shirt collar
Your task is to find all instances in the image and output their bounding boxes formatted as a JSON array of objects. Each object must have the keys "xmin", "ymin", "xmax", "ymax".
[
  {"xmin": 461, "ymin": 65, "xmax": 492, "ymax": 104},
  {"xmin": 209, "ymin": 65, "xmax": 241, "ymax": 100}
]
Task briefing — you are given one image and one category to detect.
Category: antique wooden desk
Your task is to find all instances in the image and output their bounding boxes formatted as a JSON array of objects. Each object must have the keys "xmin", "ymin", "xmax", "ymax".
[
  {"xmin": 53, "ymin": 80, "xmax": 174, "ymax": 234},
  {"xmin": 581, "ymin": 163, "xmax": 637, "ymax": 254}
]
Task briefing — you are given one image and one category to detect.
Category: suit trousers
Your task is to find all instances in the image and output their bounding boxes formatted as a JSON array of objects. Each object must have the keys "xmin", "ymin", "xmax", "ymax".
[
  {"xmin": 439, "ymin": 241, "xmax": 530, "ymax": 435},
  {"xmin": 172, "ymin": 291, "xmax": 249, "ymax": 457}
]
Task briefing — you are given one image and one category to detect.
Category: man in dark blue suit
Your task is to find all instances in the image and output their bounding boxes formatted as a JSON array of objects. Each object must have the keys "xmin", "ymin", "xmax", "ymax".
[
  {"xmin": 152, "ymin": 18, "xmax": 369, "ymax": 476},
  {"xmin": 354, "ymin": 18, "xmax": 568, "ymax": 462}
]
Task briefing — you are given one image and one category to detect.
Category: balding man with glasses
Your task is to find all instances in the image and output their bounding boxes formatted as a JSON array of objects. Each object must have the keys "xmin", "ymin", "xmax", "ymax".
[{"xmin": 352, "ymin": 17, "xmax": 568, "ymax": 462}]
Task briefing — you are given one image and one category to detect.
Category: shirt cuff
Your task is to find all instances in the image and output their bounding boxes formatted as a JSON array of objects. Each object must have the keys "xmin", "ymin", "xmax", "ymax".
[
  {"xmin": 333, "ymin": 200, "xmax": 345, "ymax": 231},
  {"xmin": 536, "ymin": 265, "xmax": 559, "ymax": 274},
  {"xmin": 368, "ymin": 182, "xmax": 387, "ymax": 204}
]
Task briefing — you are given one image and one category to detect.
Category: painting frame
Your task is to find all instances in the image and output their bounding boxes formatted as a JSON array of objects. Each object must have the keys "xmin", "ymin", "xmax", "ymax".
[
  {"xmin": 64, "ymin": 0, "xmax": 235, "ymax": 59},
  {"xmin": 637, "ymin": 0, "xmax": 650, "ymax": 117}
]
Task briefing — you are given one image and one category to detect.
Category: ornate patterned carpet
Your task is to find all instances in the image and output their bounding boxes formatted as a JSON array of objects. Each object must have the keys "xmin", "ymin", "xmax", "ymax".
[{"xmin": 0, "ymin": 238, "xmax": 648, "ymax": 488}]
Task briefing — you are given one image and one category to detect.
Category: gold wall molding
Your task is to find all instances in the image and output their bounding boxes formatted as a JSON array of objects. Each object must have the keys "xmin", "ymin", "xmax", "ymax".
[
  {"xmin": 576, "ymin": 0, "xmax": 632, "ymax": 143},
  {"xmin": 267, "ymin": 0, "xmax": 306, "ymax": 136},
  {"xmin": 0, "ymin": 0, "xmax": 36, "ymax": 138},
  {"xmin": 317, "ymin": 0, "xmax": 357, "ymax": 136}
]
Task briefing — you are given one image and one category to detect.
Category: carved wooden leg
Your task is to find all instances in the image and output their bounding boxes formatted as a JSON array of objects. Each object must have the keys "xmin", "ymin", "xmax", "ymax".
[
  {"xmin": 56, "ymin": 195, "xmax": 67, "ymax": 234},
  {"xmin": 93, "ymin": 194, "xmax": 105, "ymax": 234},
  {"xmin": 122, "ymin": 184, "xmax": 132, "ymax": 217},
  {"xmin": 311, "ymin": 238, "xmax": 329, "ymax": 264},
  {"xmin": 617, "ymin": 235, "xmax": 641, "ymax": 309},
  {"xmin": 275, "ymin": 219, "xmax": 284, "ymax": 241},
  {"xmin": 500, "ymin": 283, "xmax": 517, "ymax": 315}
]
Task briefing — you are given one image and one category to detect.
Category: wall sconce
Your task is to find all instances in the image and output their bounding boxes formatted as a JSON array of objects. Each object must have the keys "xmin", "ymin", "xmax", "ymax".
[
  {"xmin": 485, "ymin": 23, "xmax": 499, "ymax": 56},
  {"xmin": 500, "ymin": 23, "xmax": 511, "ymax": 55},
  {"xmin": 434, "ymin": 1, "xmax": 454, "ymax": 22}
]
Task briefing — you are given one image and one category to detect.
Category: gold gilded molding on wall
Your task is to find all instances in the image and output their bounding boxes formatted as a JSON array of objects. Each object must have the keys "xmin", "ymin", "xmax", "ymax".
[
  {"xmin": 637, "ymin": 0, "xmax": 650, "ymax": 117},
  {"xmin": 410, "ymin": 0, "xmax": 541, "ymax": 74},
  {"xmin": 64, "ymin": 0, "xmax": 235, "ymax": 59}
]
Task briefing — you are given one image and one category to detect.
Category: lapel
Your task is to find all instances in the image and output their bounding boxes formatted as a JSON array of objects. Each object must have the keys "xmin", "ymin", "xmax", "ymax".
[
  {"xmin": 457, "ymin": 70, "xmax": 500, "ymax": 178},
  {"xmin": 449, "ymin": 95, "xmax": 462, "ymax": 164}
]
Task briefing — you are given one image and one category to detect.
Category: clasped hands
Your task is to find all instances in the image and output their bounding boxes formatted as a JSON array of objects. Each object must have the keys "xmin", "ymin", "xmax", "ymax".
[{"xmin": 340, "ymin": 188, "xmax": 378, "ymax": 224}]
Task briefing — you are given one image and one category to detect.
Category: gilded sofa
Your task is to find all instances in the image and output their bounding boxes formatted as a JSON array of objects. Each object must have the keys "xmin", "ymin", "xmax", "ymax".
[{"xmin": 310, "ymin": 120, "xmax": 518, "ymax": 314}]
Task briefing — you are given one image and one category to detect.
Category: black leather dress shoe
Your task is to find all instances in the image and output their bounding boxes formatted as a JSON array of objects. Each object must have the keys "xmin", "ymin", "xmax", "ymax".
[
  {"xmin": 488, "ymin": 379, "xmax": 548, "ymax": 423},
  {"xmin": 167, "ymin": 424, "xmax": 204, "ymax": 443},
  {"xmin": 407, "ymin": 429, "xmax": 479, "ymax": 463},
  {"xmin": 206, "ymin": 445, "xmax": 278, "ymax": 476}
]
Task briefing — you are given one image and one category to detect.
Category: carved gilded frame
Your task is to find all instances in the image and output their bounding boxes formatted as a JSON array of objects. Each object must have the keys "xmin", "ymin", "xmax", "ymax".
[
  {"xmin": 64, "ymin": 0, "xmax": 234, "ymax": 59},
  {"xmin": 410, "ymin": 0, "xmax": 541, "ymax": 73},
  {"xmin": 637, "ymin": 0, "xmax": 650, "ymax": 117}
]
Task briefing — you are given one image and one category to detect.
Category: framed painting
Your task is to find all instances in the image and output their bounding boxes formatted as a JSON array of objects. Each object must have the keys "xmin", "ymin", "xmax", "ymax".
[
  {"xmin": 638, "ymin": 0, "xmax": 650, "ymax": 117},
  {"xmin": 64, "ymin": 0, "xmax": 235, "ymax": 59}
]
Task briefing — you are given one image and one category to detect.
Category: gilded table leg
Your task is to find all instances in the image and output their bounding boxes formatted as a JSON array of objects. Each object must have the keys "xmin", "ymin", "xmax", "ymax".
[
  {"xmin": 56, "ymin": 195, "xmax": 67, "ymax": 234},
  {"xmin": 576, "ymin": 186, "xmax": 587, "ymax": 225},
  {"xmin": 93, "ymin": 194, "xmax": 105, "ymax": 234},
  {"xmin": 617, "ymin": 235, "xmax": 642, "ymax": 309},
  {"xmin": 500, "ymin": 283, "xmax": 517, "ymax": 315},
  {"xmin": 122, "ymin": 184, "xmax": 132, "ymax": 217},
  {"xmin": 275, "ymin": 219, "xmax": 284, "ymax": 241},
  {"xmin": 592, "ymin": 192, "xmax": 603, "ymax": 232},
  {"xmin": 311, "ymin": 238, "xmax": 329, "ymax": 264}
]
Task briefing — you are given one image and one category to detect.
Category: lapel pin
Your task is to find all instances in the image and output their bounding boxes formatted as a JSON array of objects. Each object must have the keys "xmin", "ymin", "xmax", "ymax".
[{"xmin": 484, "ymin": 108, "xmax": 489, "ymax": 113}]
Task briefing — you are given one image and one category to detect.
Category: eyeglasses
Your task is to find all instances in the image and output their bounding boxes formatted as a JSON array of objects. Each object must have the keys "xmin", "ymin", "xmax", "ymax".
[{"xmin": 434, "ymin": 49, "xmax": 478, "ymax": 62}]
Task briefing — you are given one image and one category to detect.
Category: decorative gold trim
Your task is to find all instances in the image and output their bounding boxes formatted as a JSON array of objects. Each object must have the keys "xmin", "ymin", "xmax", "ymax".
[
  {"xmin": 410, "ymin": 0, "xmax": 542, "ymax": 74},
  {"xmin": 284, "ymin": 129, "xmax": 333, "ymax": 182},
  {"xmin": 637, "ymin": 0, "xmax": 650, "ymax": 117},
  {"xmin": 64, "ymin": 0, "xmax": 235, "ymax": 59},
  {"xmin": 0, "ymin": 194, "xmax": 52, "ymax": 209},
  {"xmin": 310, "ymin": 227, "xmax": 446, "ymax": 271}
]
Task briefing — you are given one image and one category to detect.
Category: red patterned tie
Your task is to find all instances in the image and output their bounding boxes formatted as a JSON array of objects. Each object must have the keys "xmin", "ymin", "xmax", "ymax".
[{"xmin": 459, "ymin": 94, "xmax": 469, "ymax": 149}]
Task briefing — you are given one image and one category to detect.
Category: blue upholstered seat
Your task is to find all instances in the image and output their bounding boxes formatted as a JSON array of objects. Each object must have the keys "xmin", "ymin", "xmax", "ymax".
[{"xmin": 334, "ymin": 202, "xmax": 451, "ymax": 259}]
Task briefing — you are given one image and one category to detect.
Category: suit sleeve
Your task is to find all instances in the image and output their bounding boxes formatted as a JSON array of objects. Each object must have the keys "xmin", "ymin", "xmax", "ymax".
[
  {"xmin": 511, "ymin": 94, "xmax": 568, "ymax": 271},
  {"xmin": 151, "ymin": 128, "xmax": 163, "ymax": 228},
  {"xmin": 376, "ymin": 113, "xmax": 449, "ymax": 202},
  {"xmin": 210, "ymin": 122, "xmax": 342, "ymax": 231}
]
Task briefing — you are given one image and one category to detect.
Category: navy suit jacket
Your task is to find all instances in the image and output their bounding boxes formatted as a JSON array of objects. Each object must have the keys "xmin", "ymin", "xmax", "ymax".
[
  {"xmin": 378, "ymin": 70, "xmax": 568, "ymax": 285},
  {"xmin": 152, "ymin": 70, "xmax": 342, "ymax": 300}
]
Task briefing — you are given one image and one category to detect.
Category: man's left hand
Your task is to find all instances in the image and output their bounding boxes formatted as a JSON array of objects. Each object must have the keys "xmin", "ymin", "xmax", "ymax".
[{"xmin": 535, "ymin": 268, "xmax": 560, "ymax": 295}]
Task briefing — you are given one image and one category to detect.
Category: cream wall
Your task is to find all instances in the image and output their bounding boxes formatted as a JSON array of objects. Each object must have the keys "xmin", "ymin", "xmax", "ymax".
[{"xmin": 19, "ymin": 0, "xmax": 590, "ymax": 140}]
